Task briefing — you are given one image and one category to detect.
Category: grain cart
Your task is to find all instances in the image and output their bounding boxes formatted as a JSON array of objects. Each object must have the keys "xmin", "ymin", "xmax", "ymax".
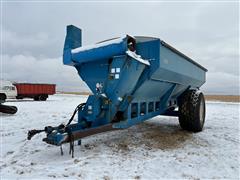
[{"xmin": 28, "ymin": 25, "xmax": 207, "ymax": 157}]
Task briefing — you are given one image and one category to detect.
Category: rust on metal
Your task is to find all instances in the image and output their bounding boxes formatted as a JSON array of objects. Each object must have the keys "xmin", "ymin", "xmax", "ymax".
[{"xmin": 62, "ymin": 124, "xmax": 118, "ymax": 144}]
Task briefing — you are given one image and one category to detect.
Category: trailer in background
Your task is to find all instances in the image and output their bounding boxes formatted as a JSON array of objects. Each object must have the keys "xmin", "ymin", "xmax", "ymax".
[{"xmin": 14, "ymin": 83, "xmax": 56, "ymax": 101}]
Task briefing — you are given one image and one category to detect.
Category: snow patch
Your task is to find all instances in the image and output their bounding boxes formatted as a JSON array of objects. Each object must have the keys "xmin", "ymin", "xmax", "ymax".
[
  {"xmin": 71, "ymin": 37, "xmax": 124, "ymax": 54},
  {"xmin": 126, "ymin": 50, "xmax": 150, "ymax": 65}
]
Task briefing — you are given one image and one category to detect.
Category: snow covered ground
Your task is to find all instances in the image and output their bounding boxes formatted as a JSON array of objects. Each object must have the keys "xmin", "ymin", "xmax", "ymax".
[{"xmin": 1, "ymin": 94, "xmax": 239, "ymax": 179}]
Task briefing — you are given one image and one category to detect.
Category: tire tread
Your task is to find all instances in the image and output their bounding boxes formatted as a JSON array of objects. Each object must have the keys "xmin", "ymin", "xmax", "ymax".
[{"xmin": 178, "ymin": 90, "xmax": 205, "ymax": 132}]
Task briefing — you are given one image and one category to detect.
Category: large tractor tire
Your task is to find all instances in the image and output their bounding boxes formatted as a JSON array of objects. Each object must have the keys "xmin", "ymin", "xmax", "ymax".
[
  {"xmin": 0, "ymin": 104, "xmax": 18, "ymax": 114},
  {"xmin": 178, "ymin": 90, "xmax": 206, "ymax": 132}
]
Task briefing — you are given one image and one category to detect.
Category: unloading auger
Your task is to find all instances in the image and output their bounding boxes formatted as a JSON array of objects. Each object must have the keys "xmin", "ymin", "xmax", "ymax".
[{"xmin": 28, "ymin": 25, "xmax": 207, "ymax": 157}]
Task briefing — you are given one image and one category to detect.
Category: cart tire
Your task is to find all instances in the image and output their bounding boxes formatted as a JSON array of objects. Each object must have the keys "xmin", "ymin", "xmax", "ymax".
[{"xmin": 178, "ymin": 90, "xmax": 206, "ymax": 132}]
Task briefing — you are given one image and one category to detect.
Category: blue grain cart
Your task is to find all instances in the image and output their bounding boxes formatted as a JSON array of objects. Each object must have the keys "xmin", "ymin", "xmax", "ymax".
[{"xmin": 28, "ymin": 25, "xmax": 207, "ymax": 157}]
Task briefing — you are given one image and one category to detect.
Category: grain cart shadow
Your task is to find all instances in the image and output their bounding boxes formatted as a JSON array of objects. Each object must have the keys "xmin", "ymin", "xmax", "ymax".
[
  {"xmin": 91, "ymin": 119, "xmax": 193, "ymax": 152},
  {"xmin": 139, "ymin": 121, "xmax": 193, "ymax": 150}
]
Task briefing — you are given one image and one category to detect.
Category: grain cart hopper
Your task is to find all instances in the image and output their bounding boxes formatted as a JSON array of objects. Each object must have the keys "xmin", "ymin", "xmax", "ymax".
[{"xmin": 28, "ymin": 25, "xmax": 207, "ymax": 157}]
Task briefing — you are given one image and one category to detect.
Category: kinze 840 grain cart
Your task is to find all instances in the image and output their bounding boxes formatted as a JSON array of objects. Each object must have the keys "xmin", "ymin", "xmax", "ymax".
[{"xmin": 28, "ymin": 25, "xmax": 207, "ymax": 157}]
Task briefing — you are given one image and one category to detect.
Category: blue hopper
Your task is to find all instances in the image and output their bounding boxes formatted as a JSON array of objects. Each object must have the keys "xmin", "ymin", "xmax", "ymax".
[{"xmin": 28, "ymin": 25, "xmax": 207, "ymax": 157}]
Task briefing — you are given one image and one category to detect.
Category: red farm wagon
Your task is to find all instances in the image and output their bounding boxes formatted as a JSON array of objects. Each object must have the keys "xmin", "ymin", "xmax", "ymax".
[{"xmin": 14, "ymin": 83, "xmax": 56, "ymax": 101}]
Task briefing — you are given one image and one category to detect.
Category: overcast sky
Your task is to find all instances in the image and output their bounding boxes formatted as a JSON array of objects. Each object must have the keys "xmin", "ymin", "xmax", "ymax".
[{"xmin": 1, "ymin": 1, "xmax": 239, "ymax": 94}]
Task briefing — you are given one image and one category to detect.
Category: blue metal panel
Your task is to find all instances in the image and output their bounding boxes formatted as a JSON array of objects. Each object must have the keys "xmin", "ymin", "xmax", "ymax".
[
  {"xmin": 151, "ymin": 43, "xmax": 206, "ymax": 87},
  {"xmin": 64, "ymin": 25, "xmax": 82, "ymax": 50},
  {"xmin": 63, "ymin": 25, "xmax": 82, "ymax": 66},
  {"xmin": 133, "ymin": 80, "xmax": 173, "ymax": 100},
  {"xmin": 135, "ymin": 37, "xmax": 160, "ymax": 76},
  {"xmin": 71, "ymin": 39, "xmax": 127, "ymax": 64},
  {"xmin": 130, "ymin": 37, "xmax": 206, "ymax": 103},
  {"xmin": 65, "ymin": 35, "xmax": 135, "ymax": 65},
  {"xmin": 75, "ymin": 59, "xmax": 109, "ymax": 93}
]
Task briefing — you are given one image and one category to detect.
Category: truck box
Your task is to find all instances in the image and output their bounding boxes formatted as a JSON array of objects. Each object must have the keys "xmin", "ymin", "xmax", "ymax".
[{"xmin": 14, "ymin": 83, "xmax": 56, "ymax": 101}]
